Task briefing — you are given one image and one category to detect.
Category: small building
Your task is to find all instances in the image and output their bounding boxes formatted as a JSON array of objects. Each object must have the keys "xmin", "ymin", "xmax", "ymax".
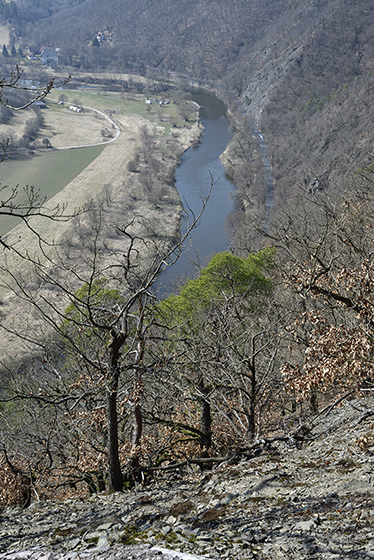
[
  {"xmin": 34, "ymin": 100, "xmax": 48, "ymax": 109},
  {"xmin": 40, "ymin": 47, "xmax": 58, "ymax": 65},
  {"xmin": 27, "ymin": 46, "xmax": 41, "ymax": 60}
]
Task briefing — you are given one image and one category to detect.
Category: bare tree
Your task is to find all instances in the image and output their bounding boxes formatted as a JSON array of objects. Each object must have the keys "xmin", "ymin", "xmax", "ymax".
[
  {"xmin": 0, "ymin": 66, "xmax": 63, "ymax": 111},
  {"xmin": 265, "ymin": 171, "xmax": 374, "ymax": 409},
  {"xmin": 0, "ymin": 180, "xmax": 212, "ymax": 492}
]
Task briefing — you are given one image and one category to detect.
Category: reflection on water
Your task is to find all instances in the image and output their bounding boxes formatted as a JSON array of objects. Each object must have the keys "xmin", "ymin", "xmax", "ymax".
[{"xmin": 159, "ymin": 91, "xmax": 235, "ymax": 296}]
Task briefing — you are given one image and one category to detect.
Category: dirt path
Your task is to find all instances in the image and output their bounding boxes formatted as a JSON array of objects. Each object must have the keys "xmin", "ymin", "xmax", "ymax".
[{"xmin": 47, "ymin": 100, "xmax": 121, "ymax": 149}]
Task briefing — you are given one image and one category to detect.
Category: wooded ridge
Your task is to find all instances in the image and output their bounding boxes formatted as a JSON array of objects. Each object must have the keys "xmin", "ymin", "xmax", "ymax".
[{"xmin": 0, "ymin": 6, "xmax": 373, "ymax": 560}]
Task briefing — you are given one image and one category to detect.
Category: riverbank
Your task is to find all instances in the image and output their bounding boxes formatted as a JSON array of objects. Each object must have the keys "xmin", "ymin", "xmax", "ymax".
[
  {"xmin": 0, "ymin": 91, "xmax": 202, "ymax": 362},
  {"xmin": 159, "ymin": 91, "xmax": 235, "ymax": 290}
]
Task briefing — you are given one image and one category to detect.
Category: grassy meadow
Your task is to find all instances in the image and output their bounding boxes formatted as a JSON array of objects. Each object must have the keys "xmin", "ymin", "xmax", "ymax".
[
  {"xmin": 0, "ymin": 145, "xmax": 104, "ymax": 235},
  {"xmin": 58, "ymin": 88, "xmax": 194, "ymax": 132},
  {"xmin": 0, "ymin": 85, "xmax": 197, "ymax": 237}
]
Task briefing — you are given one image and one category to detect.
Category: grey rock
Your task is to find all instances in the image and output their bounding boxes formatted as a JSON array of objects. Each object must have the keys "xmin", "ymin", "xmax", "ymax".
[
  {"xmin": 3, "ymin": 396, "xmax": 374, "ymax": 559},
  {"xmin": 294, "ymin": 519, "xmax": 315, "ymax": 532}
]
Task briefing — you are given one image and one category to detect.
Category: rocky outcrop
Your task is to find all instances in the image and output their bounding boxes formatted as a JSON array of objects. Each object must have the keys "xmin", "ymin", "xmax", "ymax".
[{"xmin": 1, "ymin": 396, "xmax": 374, "ymax": 560}]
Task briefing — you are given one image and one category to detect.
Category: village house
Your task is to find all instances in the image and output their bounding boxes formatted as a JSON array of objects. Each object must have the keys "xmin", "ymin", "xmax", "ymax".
[
  {"xmin": 34, "ymin": 100, "xmax": 48, "ymax": 109},
  {"xmin": 27, "ymin": 46, "xmax": 59, "ymax": 65},
  {"xmin": 40, "ymin": 47, "xmax": 58, "ymax": 65},
  {"xmin": 27, "ymin": 46, "xmax": 41, "ymax": 60}
]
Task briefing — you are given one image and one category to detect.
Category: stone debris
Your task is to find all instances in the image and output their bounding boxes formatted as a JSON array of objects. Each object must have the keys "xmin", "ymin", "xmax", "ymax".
[{"xmin": 1, "ymin": 397, "xmax": 374, "ymax": 560}]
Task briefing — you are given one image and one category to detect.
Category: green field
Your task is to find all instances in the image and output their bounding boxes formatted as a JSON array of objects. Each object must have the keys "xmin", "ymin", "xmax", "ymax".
[
  {"xmin": 0, "ymin": 145, "xmax": 104, "ymax": 236},
  {"xmin": 59, "ymin": 89, "xmax": 192, "ymax": 132}
]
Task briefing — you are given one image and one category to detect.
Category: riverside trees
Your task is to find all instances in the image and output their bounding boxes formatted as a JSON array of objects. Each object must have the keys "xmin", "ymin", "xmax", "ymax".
[{"xmin": 156, "ymin": 249, "xmax": 284, "ymax": 445}]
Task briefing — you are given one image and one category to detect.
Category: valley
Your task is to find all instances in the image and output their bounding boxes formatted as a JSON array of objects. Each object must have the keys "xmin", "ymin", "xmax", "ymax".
[{"xmin": 1, "ymin": 2, "xmax": 374, "ymax": 559}]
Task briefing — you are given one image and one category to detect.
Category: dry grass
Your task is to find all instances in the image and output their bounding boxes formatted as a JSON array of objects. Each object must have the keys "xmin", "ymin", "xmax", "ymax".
[
  {"xmin": 0, "ymin": 109, "xmax": 29, "ymax": 140},
  {"xmin": 41, "ymin": 104, "xmax": 114, "ymax": 147},
  {"xmin": 0, "ymin": 87, "xmax": 200, "ymax": 361},
  {"xmin": 0, "ymin": 101, "xmax": 112, "ymax": 147}
]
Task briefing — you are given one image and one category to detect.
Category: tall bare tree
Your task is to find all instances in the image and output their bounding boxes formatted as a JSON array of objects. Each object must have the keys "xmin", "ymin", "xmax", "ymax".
[{"xmin": 0, "ymin": 181, "xmax": 211, "ymax": 492}]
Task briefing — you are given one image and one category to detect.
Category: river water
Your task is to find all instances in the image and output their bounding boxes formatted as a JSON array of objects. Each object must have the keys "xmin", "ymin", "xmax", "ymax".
[{"xmin": 159, "ymin": 91, "xmax": 235, "ymax": 295}]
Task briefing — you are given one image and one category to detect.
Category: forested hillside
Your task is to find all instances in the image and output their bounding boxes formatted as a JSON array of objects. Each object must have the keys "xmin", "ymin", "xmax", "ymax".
[
  {"xmin": 8, "ymin": 0, "xmax": 374, "ymax": 215},
  {"xmin": 13, "ymin": 0, "xmax": 288, "ymax": 75},
  {"xmin": 1, "ymin": 0, "xmax": 374, "ymax": 514}
]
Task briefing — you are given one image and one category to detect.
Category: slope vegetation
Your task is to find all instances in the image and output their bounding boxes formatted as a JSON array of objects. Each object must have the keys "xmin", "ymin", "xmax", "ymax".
[{"xmin": 10, "ymin": 0, "xmax": 374, "ymax": 207}]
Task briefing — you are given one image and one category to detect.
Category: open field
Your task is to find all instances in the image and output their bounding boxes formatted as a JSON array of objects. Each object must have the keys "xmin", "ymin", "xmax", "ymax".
[
  {"xmin": 0, "ymin": 87, "xmax": 181, "ymax": 236},
  {"xmin": 0, "ymin": 88, "xmax": 196, "ymax": 240},
  {"xmin": 54, "ymin": 88, "xmax": 193, "ymax": 132},
  {"xmin": 0, "ymin": 98, "xmax": 115, "ymax": 148},
  {"xmin": 0, "ymin": 146, "xmax": 104, "ymax": 235},
  {"xmin": 42, "ymin": 102, "xmax": 115, "ymax": 147}
]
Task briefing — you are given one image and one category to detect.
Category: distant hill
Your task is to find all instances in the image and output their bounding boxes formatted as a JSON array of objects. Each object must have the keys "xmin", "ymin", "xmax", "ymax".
[
  {"xmin": 8, "ymin": 0, "xmax": 374, "ymax": 205},
  {"xmin": 13, "ymin": 0, "xmax": 288, "ymax": 75}
]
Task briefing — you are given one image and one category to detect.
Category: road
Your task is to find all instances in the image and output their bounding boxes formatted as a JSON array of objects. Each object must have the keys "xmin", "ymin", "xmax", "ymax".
[{"xmin": 49, "ymin": 99, "xmax": 121, "ymax": 150}]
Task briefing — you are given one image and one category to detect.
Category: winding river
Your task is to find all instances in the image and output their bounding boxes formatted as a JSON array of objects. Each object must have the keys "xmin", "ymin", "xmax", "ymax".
[{"xmin": 159, "ymin": 91, "xmax": 235, "ymax": 294}]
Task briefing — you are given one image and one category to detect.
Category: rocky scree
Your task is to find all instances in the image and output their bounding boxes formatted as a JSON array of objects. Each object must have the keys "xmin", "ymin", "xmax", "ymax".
[{"xmin": 1, "ymin": 397, "xmax": 374, "ymax": 560}]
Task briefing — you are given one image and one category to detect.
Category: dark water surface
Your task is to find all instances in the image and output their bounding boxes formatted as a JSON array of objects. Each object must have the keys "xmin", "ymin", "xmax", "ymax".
[{"xmin": 159, "ymin": 91, "xmax": 235, "ymax": 295}]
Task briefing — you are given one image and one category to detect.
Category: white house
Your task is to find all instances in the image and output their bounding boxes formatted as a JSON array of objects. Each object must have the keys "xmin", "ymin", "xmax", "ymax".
[{"xmin": 40, "ymin": 47, "xmax": 58, "ymax": 65}]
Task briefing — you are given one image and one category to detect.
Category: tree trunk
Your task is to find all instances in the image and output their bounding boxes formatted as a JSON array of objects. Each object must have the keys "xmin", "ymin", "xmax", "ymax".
[
  {"xmin": 198, "ymin": 375, "xmax": 212, "ymax": 450},
  {"xmin": 107, "ymin": 332, "xmax": 124, "ymax": 492},
  {"xmin": 309, "ymin": 388, "xmax": 319, "ymax": 413},
  {"xmin": 129, "ymin": 298, "xmax": 145, "ymax": 483},
  {"xmin": 247, "ymin": 358, "xmax": 256, "ymax": 442},
  {"xmin": 129, "ymin": 385, "xmax": 143, "ymax": 482},
  {"xmin": 200, "ymin": 398, "xmax": 212, "ymax": 449},
  {"xmin": 106, "ymin": 370, "xmax": 123, "ymax": 492}
]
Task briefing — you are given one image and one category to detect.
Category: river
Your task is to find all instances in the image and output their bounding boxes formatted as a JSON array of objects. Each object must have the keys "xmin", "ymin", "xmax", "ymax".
[{"xmin": 159, "ymin": 91, "xmax": 235, "ymax": 295}]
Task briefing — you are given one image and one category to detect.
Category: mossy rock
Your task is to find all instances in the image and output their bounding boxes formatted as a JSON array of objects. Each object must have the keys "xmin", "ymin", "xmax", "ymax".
[{"xmin": 169, "ymin": 500, "xmax": 195, "ymax": 518}]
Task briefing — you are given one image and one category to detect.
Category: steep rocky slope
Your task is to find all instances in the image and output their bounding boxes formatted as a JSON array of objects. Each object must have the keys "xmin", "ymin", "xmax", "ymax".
[
  {"xmin": 239, "ymin": 0, "xmax": 374, "ymax": 199},
  {"xmin": 1, "ymin": 396, "xmax": 374, "ymax": 559}
]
